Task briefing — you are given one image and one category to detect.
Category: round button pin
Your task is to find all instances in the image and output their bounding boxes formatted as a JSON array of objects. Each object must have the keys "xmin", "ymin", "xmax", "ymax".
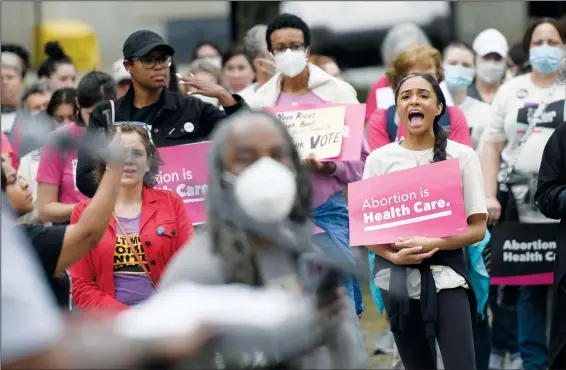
[
  {"xmin": 156, "ymin": 226, "xmax": 165, "ymax": 235},
  {"xmin": 184, "ymin": 122, "xmax": 195, "ymax": 133}
]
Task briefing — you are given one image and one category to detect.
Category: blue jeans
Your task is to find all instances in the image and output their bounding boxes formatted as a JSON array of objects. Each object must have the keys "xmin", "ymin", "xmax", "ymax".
[
  {"xmin": 312, "ymin": 232, "xmax": 368, "ymax": 366},
  {"xmin": 518, "ymin": 285, "xmax": 549, "ymax": 370}
]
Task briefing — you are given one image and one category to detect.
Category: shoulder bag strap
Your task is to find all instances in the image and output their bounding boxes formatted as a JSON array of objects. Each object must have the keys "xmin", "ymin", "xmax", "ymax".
[
  {"xmin": 113, "ymin": 213, "xmax": 157, "ymax": 288},
  {"xmin": 109, "ymin": 99, "xmax": 116, "ymax": 125},
  {"xmin": 499, "ymin": 85, "xmax": 556, "ymax": 189}
]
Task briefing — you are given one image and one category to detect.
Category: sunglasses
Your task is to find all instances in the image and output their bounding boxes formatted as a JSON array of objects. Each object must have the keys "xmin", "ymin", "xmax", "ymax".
[{"xmin": 112, "ymin": 121, "xmax": 154, "ymax": 144}]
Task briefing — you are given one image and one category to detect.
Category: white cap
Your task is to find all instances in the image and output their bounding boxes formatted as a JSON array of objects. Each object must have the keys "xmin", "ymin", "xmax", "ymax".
[
  {"xmin": 473, "ymin": 29, "xmax": 509, "ymax": 58},
  {"xmin": 112, "ymin": 59, "xmax": 131, "ymax": 83}
]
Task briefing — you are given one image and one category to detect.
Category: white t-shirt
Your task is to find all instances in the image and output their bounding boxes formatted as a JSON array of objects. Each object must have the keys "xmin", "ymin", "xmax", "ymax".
[
  {"xmin": 481, "ymin": 73, "xmax": 566, "ymax": 223},
  {"xmin": 1, "ymin": 111, "xmax": 17, "ymax": 133},
  {"xmin": 363, "ymin": 140, "xmax": 487, "ymax": 299},
  {"xmin": 458, "ymin": 96, "xmax": 492, "ymax": 154},
  {"xmin": 236, "ymin": 82, "xmax": 259, "ymax": 103}
]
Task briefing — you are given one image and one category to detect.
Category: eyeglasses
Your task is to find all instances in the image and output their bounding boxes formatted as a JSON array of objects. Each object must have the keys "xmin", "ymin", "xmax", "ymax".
[
  {"xmin": 112, "ymin": 121, "xmax": 154, "ymax": 144},
  {"xmin": 272, "ymin": 43, "xmax": 305, "ymax": 55},
  {"xmin": 132, "ymin": 55, "xmax": 172, "ymax": 69}
]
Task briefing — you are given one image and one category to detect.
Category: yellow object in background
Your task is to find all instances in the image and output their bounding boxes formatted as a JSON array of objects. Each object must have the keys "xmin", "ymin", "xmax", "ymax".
[{"xmin": 34, "ymin": 19, "xmax": 100, "ymax": 72}]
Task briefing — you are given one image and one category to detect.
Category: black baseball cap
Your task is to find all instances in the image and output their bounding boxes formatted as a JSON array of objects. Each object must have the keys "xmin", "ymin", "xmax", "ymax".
[{"xmin": 123, "ymin": 30, "xmax": 175, "ymax": 60}]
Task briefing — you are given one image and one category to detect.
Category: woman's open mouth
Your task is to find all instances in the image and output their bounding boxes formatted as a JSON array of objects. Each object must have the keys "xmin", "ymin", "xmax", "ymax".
[{"xmin": 408, "ymin": 110, "xmax": 425, "ymax": 128}]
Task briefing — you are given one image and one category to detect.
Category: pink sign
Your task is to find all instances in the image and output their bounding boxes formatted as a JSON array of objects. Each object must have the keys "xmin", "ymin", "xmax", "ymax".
[
  {"xmin": 348, "ymin": 159, "xmax": 468, "ymax": 246},
  {"xmin": 263, "ymin": 103, "xmax": 365, "ymax": 162},
  {"xmin": 154, "ymin": 141, "xmax": 211, "ymax": 225}
]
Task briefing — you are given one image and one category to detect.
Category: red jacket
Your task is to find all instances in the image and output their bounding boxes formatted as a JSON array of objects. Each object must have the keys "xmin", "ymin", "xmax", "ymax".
[{"xmin": 69, "ymin": 187, "xmax": 194, "ymax": 312}]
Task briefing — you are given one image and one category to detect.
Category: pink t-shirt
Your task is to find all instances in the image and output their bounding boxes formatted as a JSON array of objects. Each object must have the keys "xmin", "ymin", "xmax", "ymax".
[
  {"xmin": 2, "ymin": 132, "xmax": 12, "ymax": 154},
  {"xmin": 36, "ymin": 122, "xmax": 88, "ymax": 205},
  {"xmin": 364, "ymin": 75, "xmax": 390, "ymax": 121}
]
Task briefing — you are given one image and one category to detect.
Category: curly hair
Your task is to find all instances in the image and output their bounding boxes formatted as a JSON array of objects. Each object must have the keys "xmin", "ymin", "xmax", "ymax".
[
  {"xmin": 266, "ymin": 13, "xmax": 311, "ymax": 52},
  {"xmin": 386, "ymin": 44, "xmax": 444, "ymax": 90},
  {"xmin": 94, "ymin": 124, "xmax": 162, "ymax": 188},
  {"xmin": 394, "ymin": 73, "xmax": 448, "ymax": 163}
]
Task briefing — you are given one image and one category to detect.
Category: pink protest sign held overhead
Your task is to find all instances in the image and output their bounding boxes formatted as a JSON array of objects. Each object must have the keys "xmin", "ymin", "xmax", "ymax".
[
  {"xmin": 348, "ymin": 159, "xmax": 468, "ymax": 246},
  {"xmin": 263, "ymin": 103, "xmax": 365, "ymax": 162},
  {"xmin": 154, "ymin": 141, "xmax": 210, "ymax": 225}
]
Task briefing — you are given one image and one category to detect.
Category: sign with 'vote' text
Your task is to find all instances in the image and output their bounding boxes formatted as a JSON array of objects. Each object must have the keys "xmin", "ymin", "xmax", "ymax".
[
  {"xmin": 154, "ymin": 141, "xmax": 211, "ymax": 225},
  {"xmin": 263, "ymin": 103, "xmax": 365, "ymax": 162},
  {"xmin": 348, "ymin": 159, "xmax": 468, "ymax": 246}
]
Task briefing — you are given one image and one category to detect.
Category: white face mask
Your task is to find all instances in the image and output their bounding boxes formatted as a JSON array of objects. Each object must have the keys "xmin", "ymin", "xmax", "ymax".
[
  {"xmin": 274, "ymin": 49, "xmax": 308, "ymax": 78},
  {"xmin": 476, "ymin": 60, "xmax": 506, "ymax": 84},
  {"xmin": 225, "ymin": 157, "xmax": 297, "ymax": 223},
  {"xmin": 192, "ymin": 94, "xmax": 219, "ymax": 107}
]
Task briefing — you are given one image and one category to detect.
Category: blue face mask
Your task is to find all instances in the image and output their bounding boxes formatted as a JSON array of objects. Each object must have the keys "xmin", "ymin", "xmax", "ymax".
[
  {"xmin": 529, "ymin": 46, "xmax": 563, "ymax": 74},
  {"xmin": 444, "ymin": 65, "xmax": 475, "ymax": 91}
]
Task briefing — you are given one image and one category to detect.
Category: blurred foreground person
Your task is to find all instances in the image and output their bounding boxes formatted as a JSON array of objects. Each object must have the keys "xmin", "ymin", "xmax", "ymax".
[
  {"xmin": 1, "ymin": 127, "xmax": 126, "ymax": 309},
  {"xmin": 0, "ymin": 206, "xmax": 221, "ymax": 370},
  {"xmin": 160, "ymin": 111, "xmax": 367, "ymax": 369},
  {"xmin": 248, "ymin": 13, "xmax": 367, "ymax": 357},
  {"xmin": 70, "ymin": 124, "xmax": 193, "ymax": 312},
  {"xmin": 76, "ymin": 30, "xmax": 247, "ymax": 198},
  {"xmin": 534, "ymin": 45, "xmax": 566, "ymax": 370}
]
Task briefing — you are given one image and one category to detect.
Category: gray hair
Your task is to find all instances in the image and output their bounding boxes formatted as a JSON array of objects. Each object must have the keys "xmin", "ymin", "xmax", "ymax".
[
  {"xmin": 381, "ymin": 23, "xmax": 431, "ymax": 67},
  {"xmin": 206, "ymin": 111, "xmax": 312, "ymax": 284},
  {"xmin": 1, "ymin": 52, "xmax": 22, "ymax": 76},
  {"xmin": 187, "ymin": 59, "xmax": 223, "ymax": 84},
  {"xmin": 243, "ymin": 24, "xmax": 268, "ymax": 62},
  {"xmin": 21, "ymin": 81, "xmax": 54, "ymax": 105}
]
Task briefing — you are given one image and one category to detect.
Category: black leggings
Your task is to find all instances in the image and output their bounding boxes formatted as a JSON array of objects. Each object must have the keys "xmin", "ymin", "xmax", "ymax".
[{"xmin": 383, "ymin": 288, "xmax": 476, "ymax": 370}]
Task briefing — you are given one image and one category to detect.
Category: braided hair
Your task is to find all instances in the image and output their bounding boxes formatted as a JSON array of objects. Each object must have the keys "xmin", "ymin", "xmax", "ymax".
[{"xmin": 394, "ymin": 72, "xmax": 448, "ymax": 163}]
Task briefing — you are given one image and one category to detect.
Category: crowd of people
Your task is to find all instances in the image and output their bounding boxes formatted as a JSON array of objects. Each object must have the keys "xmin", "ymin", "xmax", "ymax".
[{"xmin": 2, "ymin": 10, "xmax": 566, "ymax": 370}]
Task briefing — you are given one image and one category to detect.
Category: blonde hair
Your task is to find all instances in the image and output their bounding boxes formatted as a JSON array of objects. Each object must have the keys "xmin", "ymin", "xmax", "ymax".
[
  {"xmin": 386, "ymin": 44, "xmax": 444, "ymax": 90},
  {"xmin": 309, "ymin": 54, "xmax": 336, "ymax": 67}
]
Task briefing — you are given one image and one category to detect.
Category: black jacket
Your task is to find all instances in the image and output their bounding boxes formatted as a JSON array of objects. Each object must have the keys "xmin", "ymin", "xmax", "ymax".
[
  {"xmin": 76, "ymin": 87, "xmax": 248, "ymax": 197},
  {"xmin": 534, "ymin": 122, "xmax": 566, "ymax": 369}
]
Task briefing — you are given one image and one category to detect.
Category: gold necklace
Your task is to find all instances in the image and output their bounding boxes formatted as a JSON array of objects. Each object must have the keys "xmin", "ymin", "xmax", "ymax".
[{"xmin": 411, "ymin": 148, "xmax": 433, "ymax": 166}]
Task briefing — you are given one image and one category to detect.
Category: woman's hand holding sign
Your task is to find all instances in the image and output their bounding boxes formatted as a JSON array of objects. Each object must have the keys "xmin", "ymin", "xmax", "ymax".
[
  {"xmin": 305, "ymin": 153, "xmax": 337, "ymax": 174},
  {"xmin": 391, "ymin": 236, "xmax": 440, "ymax": 265}
]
